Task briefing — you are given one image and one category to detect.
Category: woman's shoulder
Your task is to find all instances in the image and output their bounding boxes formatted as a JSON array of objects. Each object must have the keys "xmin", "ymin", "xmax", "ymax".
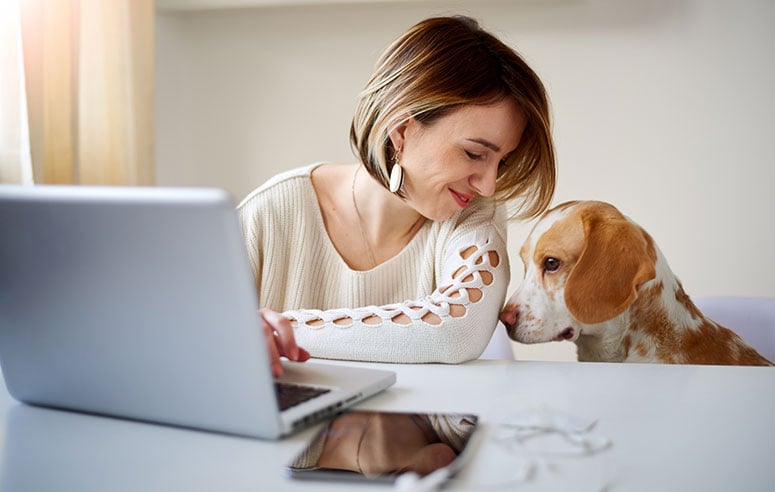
[
  {"xmin": 236, "ymin": 163, "xmax": 320, "ymax": 209},
  {"xmin": 441, "ymin": 198, "xmax": 508, "ymax": 235},
  {"xmin": 426, "ymin": 199, "xmax": 508, "ymax": 261}
]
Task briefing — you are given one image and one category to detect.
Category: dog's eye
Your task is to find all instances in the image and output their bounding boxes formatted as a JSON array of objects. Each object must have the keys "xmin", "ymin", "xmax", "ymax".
[{"xmin": 543, "ymin": 257, "xmax": 561, "ymax": 272}]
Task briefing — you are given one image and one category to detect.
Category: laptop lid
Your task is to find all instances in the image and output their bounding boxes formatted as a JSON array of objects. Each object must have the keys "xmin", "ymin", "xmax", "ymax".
[{"xmin": 0, "ymin": 185, "xmax": 394, "ymax": 439}]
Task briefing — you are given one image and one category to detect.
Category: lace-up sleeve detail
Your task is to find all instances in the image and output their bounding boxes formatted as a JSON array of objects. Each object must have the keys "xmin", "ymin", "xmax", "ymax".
[{"xmin": 284, "ymin": 210, "xmax": 510, "ymax": 364}]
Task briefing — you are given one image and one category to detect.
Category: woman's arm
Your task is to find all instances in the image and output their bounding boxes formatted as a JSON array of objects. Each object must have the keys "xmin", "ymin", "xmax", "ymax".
[{"xmin": 284, "ymin": 215, "xmax": 510, "ymax": 364}]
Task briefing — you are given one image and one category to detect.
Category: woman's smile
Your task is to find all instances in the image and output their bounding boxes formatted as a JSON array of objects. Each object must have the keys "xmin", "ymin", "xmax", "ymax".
[{"xmin": 449, "ymin": 188, "xmax": 473, "ymax": 208}]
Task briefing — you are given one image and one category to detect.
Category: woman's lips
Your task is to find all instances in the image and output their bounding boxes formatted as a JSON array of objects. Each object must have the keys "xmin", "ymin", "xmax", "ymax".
[{"xmin": 450, "ymin": 189, "xmax": 473, "ymax": 208}]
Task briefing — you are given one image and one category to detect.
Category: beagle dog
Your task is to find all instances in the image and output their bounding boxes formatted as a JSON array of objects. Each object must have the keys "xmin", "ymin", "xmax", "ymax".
[{"xmin": 499, "ymin": 200, "xmax": 773, "ymax": 366}]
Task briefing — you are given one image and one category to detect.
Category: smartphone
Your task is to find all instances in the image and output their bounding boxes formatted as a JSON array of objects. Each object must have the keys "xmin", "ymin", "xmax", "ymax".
[{"xmin": 284, "ymin": 410, "xmax": 479, "ymax": 484}]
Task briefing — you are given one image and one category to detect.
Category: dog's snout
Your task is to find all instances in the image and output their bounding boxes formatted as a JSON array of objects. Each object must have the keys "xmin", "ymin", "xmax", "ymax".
[
  {"xmin": 500, "ymin": 303, "xmax": 522, "ymax": 341},
  {"xmin": 559, "ymin": 327, "xmax": 575, "ymax": 340},
  {"xmin": 499, "ymin": 303, "xmax": 518, "ymax": 328}
]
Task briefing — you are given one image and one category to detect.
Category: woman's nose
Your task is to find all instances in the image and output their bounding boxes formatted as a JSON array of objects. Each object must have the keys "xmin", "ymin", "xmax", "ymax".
[{"xmin": 470, "ymin": 161, "xmax": 499, "ymax": 197}]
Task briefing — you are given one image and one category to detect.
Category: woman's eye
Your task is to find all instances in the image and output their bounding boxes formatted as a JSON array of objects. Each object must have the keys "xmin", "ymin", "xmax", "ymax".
[
  {"xmin": 465, "ymin": 151, "xmax": 483, "ymax": 160},
  {"xmin": 543, "ymin": 257, "xmax": 561, "ymax": 272}
]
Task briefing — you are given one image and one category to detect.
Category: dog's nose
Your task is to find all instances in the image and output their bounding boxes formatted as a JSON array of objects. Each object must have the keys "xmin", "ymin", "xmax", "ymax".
[
  {"xmin": 560, "ymin": 327, "xmax": 575, "ymax": 340},
  {"xmin": 499, "ymin": 304, "xmax": 518, "ymax": 328}
]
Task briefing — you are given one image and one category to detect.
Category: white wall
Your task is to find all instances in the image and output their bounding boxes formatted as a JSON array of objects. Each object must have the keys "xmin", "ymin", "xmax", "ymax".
[{"xmin": 156, "ymin": 0, "xmax": 775, "ymax": 361}]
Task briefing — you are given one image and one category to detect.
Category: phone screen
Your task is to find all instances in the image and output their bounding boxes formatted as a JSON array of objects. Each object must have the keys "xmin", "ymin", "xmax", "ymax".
[{"xmin": 284, "ymin": 410, "xmax": 479, "ymax": 484}]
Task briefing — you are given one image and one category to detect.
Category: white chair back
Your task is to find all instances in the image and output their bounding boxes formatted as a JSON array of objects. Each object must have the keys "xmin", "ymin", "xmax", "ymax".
[
  {"xmin": 479, "ymin": 322, "xmax": 515, "ymax": 360},
  {"xmin": 694, "ymin": 296, "xmax": 775, "ymax": 361}
]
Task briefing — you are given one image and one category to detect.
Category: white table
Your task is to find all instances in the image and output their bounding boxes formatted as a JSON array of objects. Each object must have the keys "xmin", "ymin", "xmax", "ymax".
[{"xmin": 0, "ymin": 359, "xmax": 772, "ymax": 491}]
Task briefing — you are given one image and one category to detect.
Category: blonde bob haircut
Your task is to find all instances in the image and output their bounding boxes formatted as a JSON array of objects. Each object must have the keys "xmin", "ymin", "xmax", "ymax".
[{"xmin": 350, "ymin": 16, "xmax": 556, "ymax": 219}]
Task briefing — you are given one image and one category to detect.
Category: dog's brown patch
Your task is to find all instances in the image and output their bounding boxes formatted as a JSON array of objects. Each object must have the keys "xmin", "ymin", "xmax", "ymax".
[
  {"xmin": 629, "ymin": 282, "xmax": 686, "ymax": 362},
  {"xmin": 629, "ymin": 282, "xmax": 772, "ymax": 365},
  {"xmin": 532, "ymin": 208, "xmax": 586, "ymax": 299},
  {"xmin": 563, "ymin": 202, "xmax": 657, "ymax": 324},
  {"xmin": 623, "ymin": 334, "xmax": 632, "ymax": 356},
  {"xmin": 674, "ymin": 281, "xmax": 704, "ymax": 321},
  {"xmin": 679, "ymin": 321, "xmax": 772, "ymax": 366},
  {"xmin": 634, "ymin": 341, "xmax": 649, "ymax": 358}
]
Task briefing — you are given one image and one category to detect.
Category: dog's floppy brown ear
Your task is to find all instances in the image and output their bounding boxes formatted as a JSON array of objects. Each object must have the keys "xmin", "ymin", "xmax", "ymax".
[{"xmin": 565, "ymin": 203, "xmax": 657, "ymax": 324}]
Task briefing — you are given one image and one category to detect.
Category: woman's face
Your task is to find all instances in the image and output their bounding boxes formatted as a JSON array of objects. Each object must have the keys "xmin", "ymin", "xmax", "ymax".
[{"xmin": 394, "ymin": 99, "xmax": 527, "ymax": 221}]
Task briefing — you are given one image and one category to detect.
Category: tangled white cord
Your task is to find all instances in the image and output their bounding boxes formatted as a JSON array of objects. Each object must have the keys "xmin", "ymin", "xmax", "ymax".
[{"xmin": 393, "ymin": 408, "xmax": 613, "ymax": 492}]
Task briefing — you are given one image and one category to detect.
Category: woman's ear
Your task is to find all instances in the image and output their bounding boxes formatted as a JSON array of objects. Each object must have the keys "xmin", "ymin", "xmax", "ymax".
[{"xmin": 388, "ymin": 115, "xmax": 413, "ymax": 152}]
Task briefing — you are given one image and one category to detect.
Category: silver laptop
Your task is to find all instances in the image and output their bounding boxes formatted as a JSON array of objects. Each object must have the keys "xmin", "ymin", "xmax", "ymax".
[{"xmin": 0, "ymin": 184, "xmax": 395, "ymax": 439}]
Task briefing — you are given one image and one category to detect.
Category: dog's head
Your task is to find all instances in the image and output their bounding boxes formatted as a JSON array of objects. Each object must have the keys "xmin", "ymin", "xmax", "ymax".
[{"xmin": 500, "ymin": 200, "xmax": 657, "ymax": 344}]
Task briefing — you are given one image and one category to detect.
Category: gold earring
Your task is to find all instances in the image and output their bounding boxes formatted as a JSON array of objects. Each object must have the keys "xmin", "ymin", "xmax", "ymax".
[{"xmin": 389, "ymin": 151, "xmax": 403, "ymax": 193}]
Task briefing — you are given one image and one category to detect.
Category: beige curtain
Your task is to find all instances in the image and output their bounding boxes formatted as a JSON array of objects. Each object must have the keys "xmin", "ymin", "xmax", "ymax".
[
  {"xmin": 19, "ymin": 0, "xmax": 154, "ymax": 185},
  {"xmin": 0, "ymin": 0, "xmax": 33, "ymax": 184}
]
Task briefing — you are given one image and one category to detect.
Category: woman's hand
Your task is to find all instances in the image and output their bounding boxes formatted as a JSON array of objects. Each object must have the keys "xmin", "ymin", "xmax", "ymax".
[{"xmin": 260, "ymin": 307, "xmax": 310, "ymax": 377}]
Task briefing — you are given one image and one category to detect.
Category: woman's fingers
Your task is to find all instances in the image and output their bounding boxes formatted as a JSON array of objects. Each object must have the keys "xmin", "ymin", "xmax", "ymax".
[
  {"xmin": 262, "ymin": 317, "xmax": 284, "ymax": 377},
  {"xmin": 261, "ymin": 308, "xmax": 299, "ymax": 359},
  {"xmin": 260, "ymin": 308, "xmax": 310, "ymax": 377},
  {"xmin": 297, "ymin": 347, "xmax": 311, "ymax": 362}
]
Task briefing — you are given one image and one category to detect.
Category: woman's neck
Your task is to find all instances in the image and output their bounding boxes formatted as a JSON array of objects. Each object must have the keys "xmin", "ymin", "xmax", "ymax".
[
  {"xmin": 352, "ymin": 164, "xmax": 426, "ymax": 248},
  {"xmin": 311, "ymin": 162, "xmax": 426, "ymax": 270}
]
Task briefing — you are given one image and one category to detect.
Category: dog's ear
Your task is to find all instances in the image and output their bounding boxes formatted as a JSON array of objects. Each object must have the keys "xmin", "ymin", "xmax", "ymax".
[{"xmin": 565, "ymin": 204, "xmax": 657, "ymax": 324}]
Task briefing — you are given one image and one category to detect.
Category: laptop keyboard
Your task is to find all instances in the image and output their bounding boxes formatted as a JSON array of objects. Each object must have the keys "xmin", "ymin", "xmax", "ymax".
[{"xmin": 274, "ymin": 382, "xmax": 331, "ymax": 411}]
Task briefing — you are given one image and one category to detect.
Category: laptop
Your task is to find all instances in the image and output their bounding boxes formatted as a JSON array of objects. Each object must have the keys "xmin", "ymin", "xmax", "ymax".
[{"xmin": 0, "ymin": 184, "xmax": 395, "ymax": 439}]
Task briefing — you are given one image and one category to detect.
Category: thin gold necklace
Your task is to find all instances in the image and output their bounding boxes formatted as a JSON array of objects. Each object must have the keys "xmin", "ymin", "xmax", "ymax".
[{"xmin": 352, "ymin": 166, "xmax": 378, "ymax": 269}]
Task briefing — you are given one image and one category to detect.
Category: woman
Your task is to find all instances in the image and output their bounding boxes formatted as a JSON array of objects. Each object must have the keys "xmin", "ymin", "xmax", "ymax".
[{"xmin": 238, "ymin": 16, "xmax": 556, "ymax": 376}]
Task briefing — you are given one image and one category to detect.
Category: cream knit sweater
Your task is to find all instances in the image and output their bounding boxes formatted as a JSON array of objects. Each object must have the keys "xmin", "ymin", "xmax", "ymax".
[{"xmin": 237, "ymin": 164, "xmax": 510, "ymax": 363}]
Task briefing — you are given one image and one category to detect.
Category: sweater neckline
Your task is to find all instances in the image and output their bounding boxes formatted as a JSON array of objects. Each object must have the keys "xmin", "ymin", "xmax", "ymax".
[{"xmin": 303, "ymin": 164, "xmax": 431, "ymax": 273}]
